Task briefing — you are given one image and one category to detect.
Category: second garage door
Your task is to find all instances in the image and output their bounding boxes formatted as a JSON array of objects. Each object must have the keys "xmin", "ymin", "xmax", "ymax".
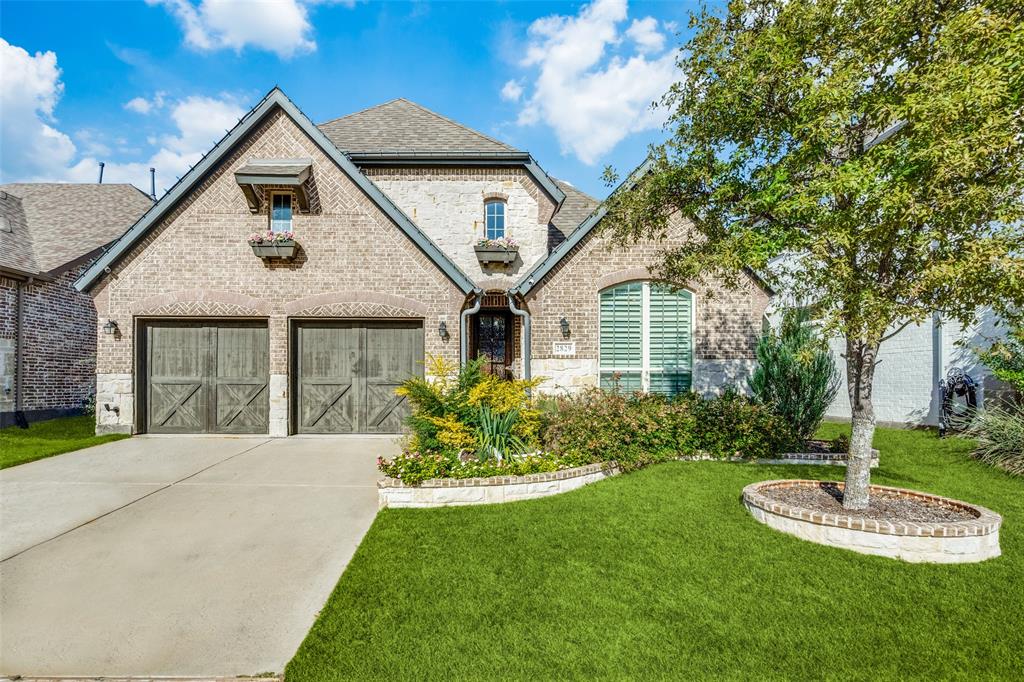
[{"xmin": 294, "ymin": 320, "xmax": 423, "ymax": 434}]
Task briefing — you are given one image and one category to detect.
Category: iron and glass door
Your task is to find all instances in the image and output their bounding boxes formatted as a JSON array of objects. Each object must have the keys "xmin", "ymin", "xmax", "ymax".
[
  {"xmin": 294, "ymin": 320, "xmax": 423, "ymax": 434},
  {"xmin": 473, "ymin": 311, "xmax": 513, "ymax": 378},
  {"xmin": 143, "ymin": 321, "xmax": 269, "ymax": 434}
]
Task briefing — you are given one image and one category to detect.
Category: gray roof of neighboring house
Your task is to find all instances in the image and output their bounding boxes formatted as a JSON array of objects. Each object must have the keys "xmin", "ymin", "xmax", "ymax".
[
  {"xmin": 318, "ymin": 98, "xmax": 519, "ymax": 155},
  {"xmin": 0, "ymin": 183, "xmax": 153, "ymax": 276}
]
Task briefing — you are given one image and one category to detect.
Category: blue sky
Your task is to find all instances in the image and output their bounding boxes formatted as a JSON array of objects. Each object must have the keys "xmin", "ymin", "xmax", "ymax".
[{"xmin": 1, "ymin": 0, "xmax": 700, "ymax": 198}]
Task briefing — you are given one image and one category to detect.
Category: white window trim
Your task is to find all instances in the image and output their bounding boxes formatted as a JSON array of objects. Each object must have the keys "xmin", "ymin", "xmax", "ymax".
[
  {"xmin": 597, "ymin": 280, "xmax": 696, "ymax": 393},
  {"xmin": 270, "ymin": 191, "xmax": 293, "ymax": 233}
]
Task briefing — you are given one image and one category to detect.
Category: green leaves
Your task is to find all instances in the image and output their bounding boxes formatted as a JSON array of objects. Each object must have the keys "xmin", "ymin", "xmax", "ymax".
[{"xmin": 601, "ymin": 0, "xmax": 1024, "ymax": 343}]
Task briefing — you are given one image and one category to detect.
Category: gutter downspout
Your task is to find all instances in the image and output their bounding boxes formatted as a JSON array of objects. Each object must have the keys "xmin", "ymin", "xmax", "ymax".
[
  {"xmin": 507, "ymin": 293, "xmax": 531, "ymax": 383},
  {"xmin": 460, "ymin": 292, "xmax": 482, "ymax": 365}
]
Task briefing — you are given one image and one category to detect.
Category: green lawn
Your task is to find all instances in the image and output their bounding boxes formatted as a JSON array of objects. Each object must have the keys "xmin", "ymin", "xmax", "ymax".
[
  {"xmin": 0, "ymin": 415, "xmax": 128, "ymax": 469},
  {"xmin": 288, "ymin": 425, "xmax": 1022, "ymax": 681}
]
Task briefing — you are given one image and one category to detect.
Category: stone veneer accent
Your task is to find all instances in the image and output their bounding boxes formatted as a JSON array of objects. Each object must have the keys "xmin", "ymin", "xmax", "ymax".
[
  {"xmin": 365, "ymin": 167, "xmax": 555, "ymax": 288},
  {"xmin": 743, "ymin": 479, "xmax": 1002, "ymax": 563},
  {"xmin": 378, "ymin": 463, "xmax": 619, "ymax": 509},
  {"xmin": 758, "ymin": 449, "xmax": 880, "ymax": 467}
]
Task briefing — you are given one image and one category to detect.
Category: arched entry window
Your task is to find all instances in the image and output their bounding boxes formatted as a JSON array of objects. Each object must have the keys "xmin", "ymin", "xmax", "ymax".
[{"xmin": 599, "ymin": 282, "xmax": 693, "ymax": 396}]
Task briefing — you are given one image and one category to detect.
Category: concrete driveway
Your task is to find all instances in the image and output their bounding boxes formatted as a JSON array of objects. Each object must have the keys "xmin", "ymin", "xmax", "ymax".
[{"xmin": 0, "ymin": 435, "xmax": 397, "ymax": 677}]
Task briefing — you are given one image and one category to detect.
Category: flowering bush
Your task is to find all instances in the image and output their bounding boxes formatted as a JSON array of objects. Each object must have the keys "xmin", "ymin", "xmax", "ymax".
[
  {"xmin": 476, "ymin": 237, "xmax": 518, "ymax": 249},
  {"xmin": 248, "ymin": 230, "xmax": 295, "ymax": 244},
  {"xmin": 392, "ymin": 355, "xmax": 544, "ymax": 458},
  {"xmin": 377, "ymin": 450, "xmax": 574, "ymax": 485}
]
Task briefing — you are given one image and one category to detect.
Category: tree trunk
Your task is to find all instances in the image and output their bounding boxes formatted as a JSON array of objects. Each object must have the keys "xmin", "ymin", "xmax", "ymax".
[{"xmin": 843, "ymin": 335, "xmax": 878, "ymax": 510}]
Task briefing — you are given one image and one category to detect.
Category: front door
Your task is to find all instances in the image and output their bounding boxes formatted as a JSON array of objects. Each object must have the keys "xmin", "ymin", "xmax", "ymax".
[
  {"xmin": 473, "ymin": 312, "xmax": 513, "ymax": 378},
  {"xmin": 294, "ymin": 320, "xmax": 423, "ymax": 433}
]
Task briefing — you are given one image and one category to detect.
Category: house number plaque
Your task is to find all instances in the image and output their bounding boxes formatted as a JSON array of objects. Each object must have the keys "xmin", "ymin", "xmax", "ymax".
[{"xmin": 553, "ymin": 341, "xmax": 576, "ymax": 357}]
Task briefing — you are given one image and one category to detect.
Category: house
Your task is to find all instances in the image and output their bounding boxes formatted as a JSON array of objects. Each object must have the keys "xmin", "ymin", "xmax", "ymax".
[
  {"xmin": 75, "ymin": 88, "xmax": 770, "ymax": 436},
  {"xmin": 1, "ymin": 183, "xmax": 153, "ymax": 426},
  {"xmin": 819, "ymin": 310, "xmax": 1012, "ymax": 427}
]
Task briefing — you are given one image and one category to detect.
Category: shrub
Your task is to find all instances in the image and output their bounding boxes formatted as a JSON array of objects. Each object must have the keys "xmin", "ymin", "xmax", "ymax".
[
  {"xmin": 542, "ymin": 388, "xmax": 797, "ymax": 469},
  {"xmin": 751, "ymin": 307, "xmax": 840, "ymax": 442},
  {"xmin": 976, "ymin": 326, "xmax": 1024, "ymax": 394},
  {"xmin": 964, "ymin": 405, "xmax": 1024, "ymax": 477},
  {"xmin": 377, "ymin": 450, "xmax": 573, "ymax": 486},
  {"xmin": 396, "ymin": 355, "xmax": 543, "ymax": 457}
]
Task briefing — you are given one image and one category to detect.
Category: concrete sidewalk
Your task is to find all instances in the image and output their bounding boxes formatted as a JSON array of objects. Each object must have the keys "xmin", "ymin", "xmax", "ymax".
[{"xmin": 0, "ymin": 435, "xmax": 396, "ymax": 677}]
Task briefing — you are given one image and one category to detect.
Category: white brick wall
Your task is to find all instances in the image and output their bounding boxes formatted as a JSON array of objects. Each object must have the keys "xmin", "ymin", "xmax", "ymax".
[{"xmin": 368, "ymin": 171, "xmax": 549, "ymax": 288}]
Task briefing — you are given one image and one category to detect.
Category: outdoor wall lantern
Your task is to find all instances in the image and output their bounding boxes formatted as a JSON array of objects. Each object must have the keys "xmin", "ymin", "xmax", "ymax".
[
  {"xmin": 438, "ymin": 320, "xmax": 449, "ymax": 341},
  {"xmin": 560, "ymin": 316, "xmax": 570, "ymax": 338},
  {"xmin": 103, "ymin": 319, "xmax": 119, "ymax": 335}
]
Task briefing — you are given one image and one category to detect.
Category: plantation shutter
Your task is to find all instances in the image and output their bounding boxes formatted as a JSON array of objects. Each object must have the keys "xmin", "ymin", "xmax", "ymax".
[
  {"xmin": 649, "ymin": 286, "xmax": 693, "ymax": 396},
  {"xmin": 599, "ymin": 282, "xmax": 643, "ymax": 391}
]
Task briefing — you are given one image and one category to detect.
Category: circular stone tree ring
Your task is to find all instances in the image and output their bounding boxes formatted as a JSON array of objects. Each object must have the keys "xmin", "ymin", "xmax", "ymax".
[{"xmin": 742, "ymin": 480, "xmax": 1001, "ymax": 563}]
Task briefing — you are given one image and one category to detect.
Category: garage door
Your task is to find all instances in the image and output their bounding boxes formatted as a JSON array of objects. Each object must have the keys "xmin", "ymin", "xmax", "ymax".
[
  {"xmin": 295, "ymin": 321, "xmax": 423, "ymax": 434},
  {"xmin": 143, "ymin": 321, "xmax": 269, "ymax": 434}
]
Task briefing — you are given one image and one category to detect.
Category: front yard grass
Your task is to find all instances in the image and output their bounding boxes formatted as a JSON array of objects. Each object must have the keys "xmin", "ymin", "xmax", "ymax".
[
  {"xmin": 288, "ymin": 425, "xmax": 1022, "ymax": 680},
  {"xmin": 0, "ymin": 415, "xmax": 128, "ymax": 469}
]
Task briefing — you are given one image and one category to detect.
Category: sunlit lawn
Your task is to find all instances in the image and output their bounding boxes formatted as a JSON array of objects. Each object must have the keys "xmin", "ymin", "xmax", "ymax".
[
  {"xmin": 288, "ymin": 425, "xmax": 1021, "ymax": 680},
  {"xmin": 0, "ymin": 415, "xmax": 127, "ymax": 469}
]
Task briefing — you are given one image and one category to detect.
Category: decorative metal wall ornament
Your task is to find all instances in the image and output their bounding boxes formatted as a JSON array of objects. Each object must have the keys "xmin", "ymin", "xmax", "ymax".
[{"xmin": 939, "ymin": 367, "xmax": 978, "ymax": 437}]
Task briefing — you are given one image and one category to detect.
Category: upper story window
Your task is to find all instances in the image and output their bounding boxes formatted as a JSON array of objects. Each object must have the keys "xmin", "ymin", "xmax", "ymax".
[
  {"xmin": 485, "ymin": 199, "xmax": 505, "ymax": 240},
  {"xmin": 271, "ymin": 192, "xmax": 293, "ymax": 233}
]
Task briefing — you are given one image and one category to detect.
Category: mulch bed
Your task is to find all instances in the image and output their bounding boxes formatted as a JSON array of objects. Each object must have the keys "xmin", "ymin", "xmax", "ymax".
[
  {"xmin": 767, "ymin": 483, "xmax": 975, "ymax": 523},
  {"xmin": 802, "ymin": 439, "xmax": 845, "ymax": 454}
]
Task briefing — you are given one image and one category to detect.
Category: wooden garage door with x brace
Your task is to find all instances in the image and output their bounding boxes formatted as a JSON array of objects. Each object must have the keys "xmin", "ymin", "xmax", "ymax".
[
  {"xmin": 142, "ymin": 321, "xmax": 269, "ymax": 434},
  {"xmin": 294, "ymin": 320, "xmax": 423, "ymax": 434}
]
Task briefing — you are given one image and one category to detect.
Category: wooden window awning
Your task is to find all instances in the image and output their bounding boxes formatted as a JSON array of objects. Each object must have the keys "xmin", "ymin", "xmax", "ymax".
[{"xmin": 234, "ymin": 158, "xmax": 312, "ymax": 213}]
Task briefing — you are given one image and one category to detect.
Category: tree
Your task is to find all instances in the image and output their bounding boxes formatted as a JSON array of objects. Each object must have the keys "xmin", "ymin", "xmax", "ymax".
[
  {"xmin": 977, "ymin": 325, "xmax": 1024, "ymax": 394},
  {"xmin": 751, "ymin": 307, "xmax": 840, "ymax": 442},
  {"xmin": 601, "ymin": 0, "xmax": 1024, "ymax": 508}
]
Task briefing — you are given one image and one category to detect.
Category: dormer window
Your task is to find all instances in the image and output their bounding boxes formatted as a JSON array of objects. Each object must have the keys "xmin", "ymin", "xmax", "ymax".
[
  {"xmin": 271, "ymin": 192, "xmax": 293, "ymax": 232},
  {"xmin": 485, "ymin": 199, "xmax": 505, "ymax": 240}
]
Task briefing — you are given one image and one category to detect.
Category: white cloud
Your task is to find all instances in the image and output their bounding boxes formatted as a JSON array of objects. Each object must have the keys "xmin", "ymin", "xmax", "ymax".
[
  {"xmin": 124, "ymin": 91, "xmax": 166, "ymax": 114},
  {"xmin": 626, "ymin": 17, "xmax": 665, "ymax": 54},
  {"xmin": 510, "ymin": 0, "xmax": 677, "ymax": 165},
  {"xmin": 500, "ymin": 80, "xmax": 523, "ymax": 102},
  {"xmin": 0, "ymin": 39, "xmax": 247, "ymax": 193},
  {"xmin": 148, "ymin": 0, "xmax": 321, "ymax": 58},
  {"xmin": 0, "ymin": 39, "xmax": 78, "ymax": 182}
]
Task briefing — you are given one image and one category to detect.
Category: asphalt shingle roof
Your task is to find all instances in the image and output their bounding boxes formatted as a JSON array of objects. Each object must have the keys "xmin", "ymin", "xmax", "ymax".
[
  {"xmin": 318, "ymin": 98, "xmax": 519, "ymax": 155},
  {"xmin": 0, "ymin": 183, "xmax": 153, "ymax": 275},
  {"xmin": 550, "ymin": 179, "xmax": 600, "ymax": 236}
]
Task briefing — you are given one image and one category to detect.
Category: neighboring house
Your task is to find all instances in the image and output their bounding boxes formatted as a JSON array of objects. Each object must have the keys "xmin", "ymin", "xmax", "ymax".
[
  {"xmin": 75, "ymin": 88, "xmax": 770, "ymax": 436},
  {"xmin": 820, "ymin": 310, "xmax": 1012, "ymax": 427},
  {"xmin": 0, "ymin": 183, "xmax": 153, "ymax": 426}
]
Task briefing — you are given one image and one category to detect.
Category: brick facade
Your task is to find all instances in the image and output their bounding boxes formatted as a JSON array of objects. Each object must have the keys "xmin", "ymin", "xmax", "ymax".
[
  {"xmin": 85, "ymin": 100, "xmax": 770, "ymax": 434},
  {"xmin": 1, "ymin": 265, "xmax": 98, "ymax": 422},
  {"xmin": 524, "ymin": 218, "xmax": 770, "ymax": 394},
  {"xmin": 91, "ymin": 109, "xmax": 466, "ymax": 435}
]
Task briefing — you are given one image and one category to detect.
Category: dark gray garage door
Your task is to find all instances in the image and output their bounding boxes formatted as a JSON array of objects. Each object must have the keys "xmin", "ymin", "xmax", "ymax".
[
  {"xmin": 143, "ymin": 321, "xmax": 269, "ymax": 434},
  {"xmin": 294, "ymin": 320, "xmax": 423, "ymax": 434}
]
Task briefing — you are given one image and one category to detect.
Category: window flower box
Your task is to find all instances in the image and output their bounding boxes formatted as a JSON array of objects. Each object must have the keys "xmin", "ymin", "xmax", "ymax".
[
  {"xmin": 249, "ymin": 231, "xmax": 296, "ymax": 260},
  {"xmin": 474, "ymin": 237, "xmax": 518, "ymax": 264}
]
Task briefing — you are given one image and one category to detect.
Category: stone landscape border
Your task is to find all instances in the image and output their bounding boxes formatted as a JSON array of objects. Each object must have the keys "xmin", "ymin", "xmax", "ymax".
[
  {"xmin": 758, "ymin": 448, "xmax": 880, "ymax": 467},
  {"xmin": 378, "ymin": 463, "xmax": 619, "ymax": 509},
  {"xmin": 742, "ymin": 479, "xmax": 1002, "ymax": 563}
]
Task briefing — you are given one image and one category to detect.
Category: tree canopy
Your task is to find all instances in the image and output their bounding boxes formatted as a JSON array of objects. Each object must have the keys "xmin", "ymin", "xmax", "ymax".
[{"xmin": 602, "ymin": 0, "xmax": 1024, "ymax": 343}]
